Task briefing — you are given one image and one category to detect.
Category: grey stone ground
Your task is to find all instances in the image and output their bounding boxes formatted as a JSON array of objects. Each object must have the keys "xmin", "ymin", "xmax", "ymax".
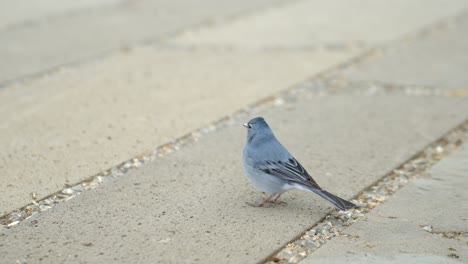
[
  {"xmin": 304, "ymin": 143, "xmax": 468, "ymax": 263},
  {"xmin": 1, "ymin": 0, "xmax": 468, "ymax": 263},
  {"xmin": 1, "ymin": 96, "xmax": 468, "ymax": 263},
  {"xmin": 0, "ymin": 0, "xmax": 279, "ymax": 83},
  {"xmin": 337, "ymin": 12, "xmax": 468, "ymax": 90}
]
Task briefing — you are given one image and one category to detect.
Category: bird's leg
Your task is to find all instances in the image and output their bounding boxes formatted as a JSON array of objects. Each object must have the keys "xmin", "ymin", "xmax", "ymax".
[
  {"xmin": 273, "ymin": 193, "xmax": 282, "ymax": 202},
  {"xmin": 257, "ymin": 193, "xmax": 276, "ymax": 207},
  {"xmin": 271, "ymin": 193, "xmax": 287, "ymax": 205}
]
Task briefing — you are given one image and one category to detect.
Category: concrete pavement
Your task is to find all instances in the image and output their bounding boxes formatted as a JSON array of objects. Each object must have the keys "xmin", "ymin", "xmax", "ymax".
[
  {"xmin": 1, "ymin": 0, "xmax": 468, "ymax": 263},
  {"xmin": 170, "ymin": 0, "xmax": 468, "ymax": 49},
  {"xmin": 2, "ymin": 0, "xmax": 467, "ymax": 216},
  {"xmin": 0, "ymin": 0, "xmax": 122, "ymax": 30},
  {"xmin": 0, "ymin": 0, "xmax": 279, "ymax": 84},
  {"xmin": 1, "ymin": 95, "xmax": 468, "ymax": 263},
  {"xmin": 0, "ymin": 47, "xmax": 358, "ymax": 214},
  {"xmin": 336, "ymin": 10, "xmax": 468, "ymax": 90},
  {"xmin": 304, "ymin": 143, "xmax": 468, "ymax": 263}
]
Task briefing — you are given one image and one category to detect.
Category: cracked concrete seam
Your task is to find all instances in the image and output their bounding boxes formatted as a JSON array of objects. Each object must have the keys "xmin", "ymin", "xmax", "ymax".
[{"xmin": 264, "ymin": 120, "xmax": 468, "ymax": 264}]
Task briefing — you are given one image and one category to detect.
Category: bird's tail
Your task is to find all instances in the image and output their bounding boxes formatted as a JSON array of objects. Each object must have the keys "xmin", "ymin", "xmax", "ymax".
[
  {"xmin": 292, "ymin": 183, "xmax": 357, "ymax": 211},
  {"xmin": 316, "ymin": 190, "xmax": 356, "ymax": 211}
]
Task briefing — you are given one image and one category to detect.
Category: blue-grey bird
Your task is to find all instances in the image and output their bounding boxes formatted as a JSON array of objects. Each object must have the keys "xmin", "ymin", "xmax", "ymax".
[{"xmin": 242, "ymin": 117, "xmax": 356, "ymax": 210}]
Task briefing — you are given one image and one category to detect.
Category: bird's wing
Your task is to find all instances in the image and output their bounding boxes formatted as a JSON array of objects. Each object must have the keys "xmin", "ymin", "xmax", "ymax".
[{"xmin": 255, "ymin": 157, "xmax": 321, "ymax": 190}]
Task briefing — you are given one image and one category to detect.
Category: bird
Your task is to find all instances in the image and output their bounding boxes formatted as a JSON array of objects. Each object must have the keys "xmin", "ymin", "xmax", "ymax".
[{"xmin": 242, "ymin": 117, "xmax": 356, "ymax": 211}]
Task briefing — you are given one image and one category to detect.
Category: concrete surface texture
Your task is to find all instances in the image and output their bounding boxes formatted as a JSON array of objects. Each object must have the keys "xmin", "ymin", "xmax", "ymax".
[
  {"xmin": 0, "ymin": 0, "xmax": 279, "ymax": 83},
  {"xmin": 305, "ymin": 255, "xmax": 463, "ymax": 264},
  {"xmin": 170, "ymin": 0, "xmax": 468, "ymax": 49},
  {"xmin": 338, "ymin": 11, "xmax": 468, "ymax": 90},
  {"xmin": 0, "ymin": 0, "xmax": 123, "ymax": 30},
  {"xmin": 1, "ymin": 0, "xmax": 467, "ymax": 216},
  {"xmin": 0, "ymin": 48, "xmax": 359, "ymax": 214},
  {"xmin": 1, "ymin": 95, "xmax": 468, "ymax": 263},
  {"xmin": 304, "ymin": 143, "xmax": 468, "ymax": 263},
  {"xmin": 1, "ymin": 0, "xmax": 468, "ymax": 263}
]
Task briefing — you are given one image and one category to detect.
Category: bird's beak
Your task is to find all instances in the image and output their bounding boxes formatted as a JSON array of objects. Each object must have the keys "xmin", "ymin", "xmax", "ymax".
[{"xmin": 243, "ymin": 123, "xmax": 249, "ymax": 128}]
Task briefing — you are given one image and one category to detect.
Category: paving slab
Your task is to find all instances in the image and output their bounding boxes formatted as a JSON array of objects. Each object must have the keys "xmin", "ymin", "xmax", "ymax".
[
  {"xmin": 1, "ymin": 95, "xmax": 468, "ymax": 263},
  {"xmin": 0, "ymin": 0, "xmax": 279, "ymax": 83},
  {"xmin": 338, "ymin": 12, "xmax": 468, "ymax": 90},
  {"xmin": 304, "ymin": 254, "xmax": 462, "ymax": 264},
  {"xmin": 304, "ymin": 143, "xmax": 468, "ymax": 263},
  {"xmin": 170, "ymin": 0, "xmax": 468, "ymax": 49},
  {"xmin": 0, "ymin": 47, "xmax": 359, "ymax": 215},
  {"xmin": 0, "ymin": 0, "xmax": 123, "ymax": 30}
]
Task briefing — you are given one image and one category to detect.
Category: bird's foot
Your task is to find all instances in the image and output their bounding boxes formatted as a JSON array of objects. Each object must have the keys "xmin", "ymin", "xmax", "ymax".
[
  {"xmin": 248, "ymin": 193, "xmax": 286, "ymax": 207},
  {"xmin": 267, "ymin": 193, "xmax": 286, "ymax": 205}
]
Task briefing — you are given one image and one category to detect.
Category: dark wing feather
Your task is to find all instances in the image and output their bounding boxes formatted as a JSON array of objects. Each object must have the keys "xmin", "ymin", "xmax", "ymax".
[{"xmin": 255, "ymin": 157, "xmax": 321, "ymax": 190}]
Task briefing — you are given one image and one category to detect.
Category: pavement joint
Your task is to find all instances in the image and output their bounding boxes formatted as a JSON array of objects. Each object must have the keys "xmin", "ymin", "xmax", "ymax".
[
  {"xmin": 263, "ymin": 120, "xmax": 468, "ymax": 264},
  {"xmin": 162, "ymin": 43, "xmax": 365, "ymax": 53},
  {"xmin": 317, "ymin": 79, "xmax": 468, "ymax": 97},
  {"xmin": 403, "ymin": 8, "xmax": 468, "ymax": 42}
]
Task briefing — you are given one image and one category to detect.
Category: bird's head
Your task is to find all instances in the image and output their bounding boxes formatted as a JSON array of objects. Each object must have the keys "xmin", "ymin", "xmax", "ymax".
[{"xmin": 243, "ymin": 117, "xmax": 274, "ymax": 144}]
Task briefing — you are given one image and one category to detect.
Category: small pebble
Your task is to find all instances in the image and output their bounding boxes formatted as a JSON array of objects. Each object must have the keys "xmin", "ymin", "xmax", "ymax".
[
  {"xmin": 422, "ymin": 226, "xmax": 433, "ymax": 232},
  {"xmin": 62, "ymin": 188, "xmax": 73, "ymax": 195}
]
